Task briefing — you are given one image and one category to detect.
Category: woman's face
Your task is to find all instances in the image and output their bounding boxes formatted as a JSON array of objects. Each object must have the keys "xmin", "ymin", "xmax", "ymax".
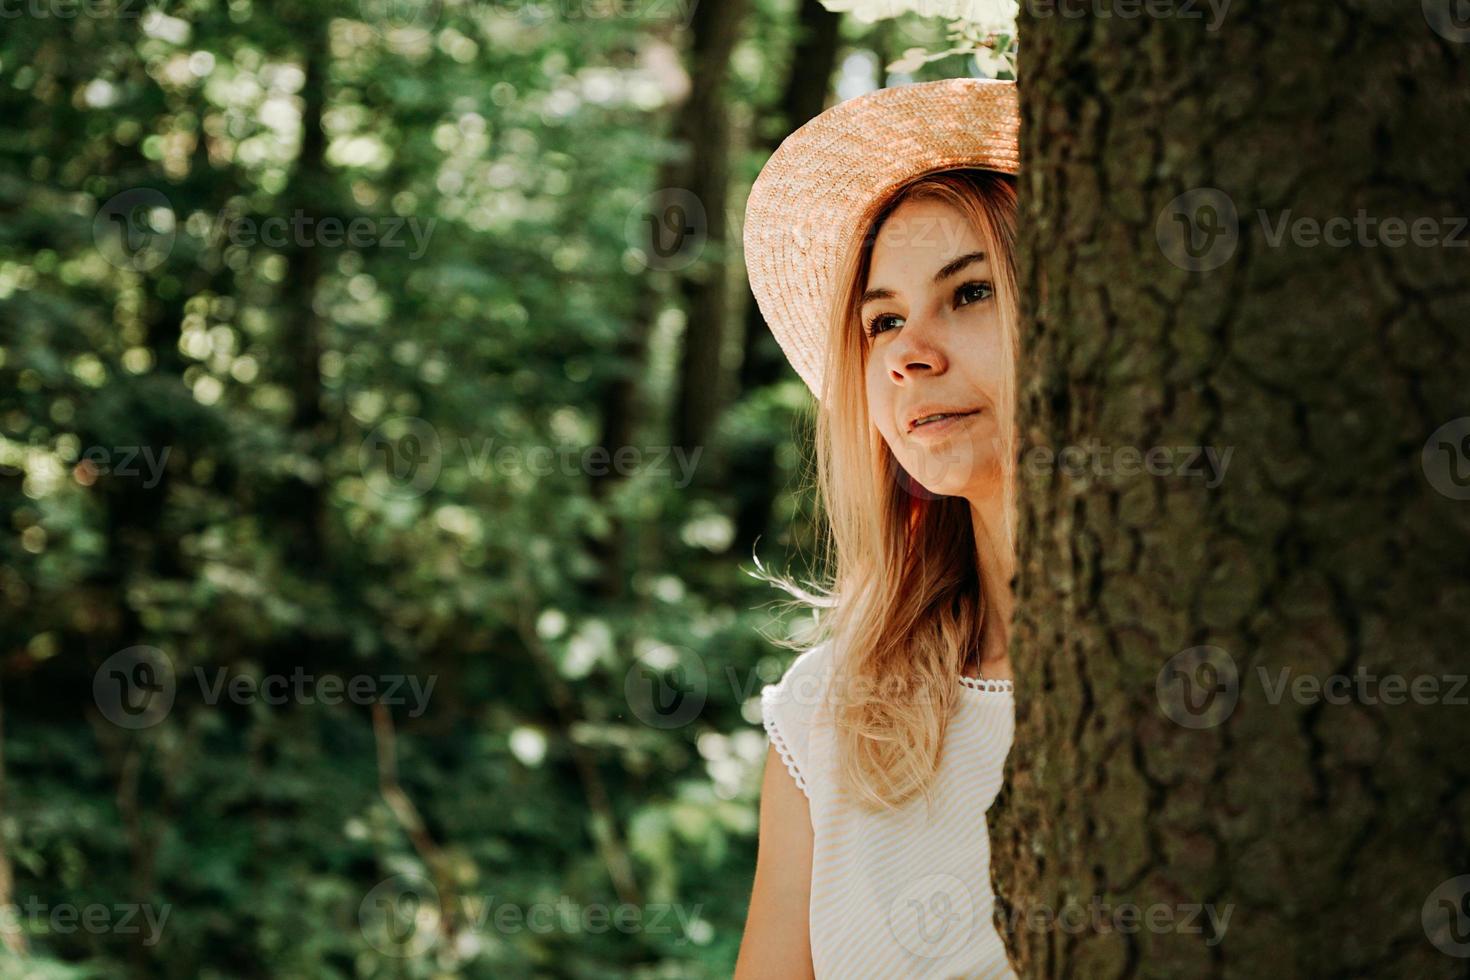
[{"xmin": 861, "ymin": 196, "xmax": 1007, "ymax": 500}]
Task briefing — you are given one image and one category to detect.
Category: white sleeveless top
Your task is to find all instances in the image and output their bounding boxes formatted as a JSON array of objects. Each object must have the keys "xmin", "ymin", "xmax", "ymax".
[{"xmin": 760, "ymin": 640, "xmax": 1018, "ymax": 979}]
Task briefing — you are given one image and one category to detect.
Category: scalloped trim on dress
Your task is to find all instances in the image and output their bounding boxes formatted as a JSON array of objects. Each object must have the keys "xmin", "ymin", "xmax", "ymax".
[
  {"xmin": 958, "ymin": 675, "xmax": 1015, "ymax": 693},
  {"xmin": 760, "ymin": 697, "xmax": 810, "ymax": 798}
]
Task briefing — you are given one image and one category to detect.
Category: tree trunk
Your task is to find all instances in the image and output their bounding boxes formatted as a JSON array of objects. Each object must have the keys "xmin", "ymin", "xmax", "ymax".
[
  {"xmin": 669, "ymin": 0, "xmax": 751, "ymax": 458},
  {"xmin": 277, "ymin": 11, "xmax": 331, "ymax": 571},
  {"xmin": 730, "ymin": 0, "xmax": 842, "ymax": 557},
  {"xmin": 589, "ymin": 0, "xmax": 750, "ymax": 596},
  {"xmin": 992, "ymin": 7, "xmax": 1470, "ymax": 979}
]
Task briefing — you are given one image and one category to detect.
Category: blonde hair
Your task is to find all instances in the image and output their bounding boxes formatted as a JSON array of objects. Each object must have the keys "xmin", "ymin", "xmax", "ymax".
[{"xmin": 757, "ymin": 168, "xmax": 1020, "ymax": 810}]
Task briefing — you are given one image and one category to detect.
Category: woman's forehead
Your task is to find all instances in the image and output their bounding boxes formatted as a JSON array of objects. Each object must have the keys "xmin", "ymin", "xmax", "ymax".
[{"xmin": 869, "ymin": 198, "xmax": 987, "ymax": 281}]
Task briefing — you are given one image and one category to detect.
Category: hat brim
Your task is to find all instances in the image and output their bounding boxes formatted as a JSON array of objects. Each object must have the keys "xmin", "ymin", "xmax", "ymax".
[{"xmin": 744, "ymin": 78, "xmax": 1019, "ymax": 399}]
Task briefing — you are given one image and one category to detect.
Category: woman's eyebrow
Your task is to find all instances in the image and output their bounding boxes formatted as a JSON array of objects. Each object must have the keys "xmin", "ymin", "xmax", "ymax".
[
  {"xmin": 859, "ymin": 250, "xmax": 988, "ymax": 308},
  {"xmin": 933, "ymin": 250, "xmax": 987, "ymax": 283}
]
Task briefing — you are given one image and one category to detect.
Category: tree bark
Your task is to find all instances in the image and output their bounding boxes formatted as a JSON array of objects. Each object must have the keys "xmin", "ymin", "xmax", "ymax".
[
  {"xmin": 277, "ymin": 11, "xmax": 331, "ymax": 571},
  {"xmin": 669, "ymin": 0, "xmax": 752, "ymax": 457},
  {"xmin": 589, "ymin": 1, "xmax": 751, "ymax": 596},
  {"xmin": 730, "ymin": 0, "xmax": 842, "ymax": 557},
  {"xmin": 0, "ymin": 684, "xmax": 24, "ymax": 957},
  {"xmin": 992, "ymin": 6, "xmax": 1470, "ymax": 979}
]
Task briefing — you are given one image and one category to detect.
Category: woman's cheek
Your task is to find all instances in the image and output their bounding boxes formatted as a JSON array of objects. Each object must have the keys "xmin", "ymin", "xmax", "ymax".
[{"xmin": 864, "ymin": 369, "xmax": 892, "ymax": 437}]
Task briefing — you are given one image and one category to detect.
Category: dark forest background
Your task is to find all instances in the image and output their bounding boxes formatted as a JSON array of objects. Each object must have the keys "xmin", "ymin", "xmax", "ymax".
[
  {"xmin": 9, "ymin": 0, "xmax": 1468, "ymax": 977},
  {"xmin": 0, "ymin": 0, "xmax": 1014, "ymax": 976}
]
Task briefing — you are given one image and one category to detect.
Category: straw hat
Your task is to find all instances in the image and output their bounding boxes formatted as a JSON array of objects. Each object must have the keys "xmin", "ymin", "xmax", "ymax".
[{"xmin": 744, "ymin": 77, "xmax": 1019, "ymax": 399}]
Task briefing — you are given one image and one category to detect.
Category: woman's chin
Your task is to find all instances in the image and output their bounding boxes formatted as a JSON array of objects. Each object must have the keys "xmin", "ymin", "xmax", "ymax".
[{"xmin": 898, "ymin": 446, "xmax": 1000, "ymax": 500}]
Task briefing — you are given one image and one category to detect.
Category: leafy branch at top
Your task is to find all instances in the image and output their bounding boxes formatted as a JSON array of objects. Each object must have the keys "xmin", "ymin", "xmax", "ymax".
[{"xmin": 818, "ymin": 0, "xmax": 1019, "ymax": 79}]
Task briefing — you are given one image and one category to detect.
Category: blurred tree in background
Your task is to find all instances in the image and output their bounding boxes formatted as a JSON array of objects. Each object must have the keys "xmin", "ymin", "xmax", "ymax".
[{"xmin": 0, "ymin": 0, "xmax": 998, "ymax": 975}]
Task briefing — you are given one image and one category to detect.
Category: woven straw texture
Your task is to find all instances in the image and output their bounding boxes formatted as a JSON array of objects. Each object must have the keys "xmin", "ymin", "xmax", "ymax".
[{"xmin": 743, "ymin": 78, "xmax": 1019, "ymax": 399}]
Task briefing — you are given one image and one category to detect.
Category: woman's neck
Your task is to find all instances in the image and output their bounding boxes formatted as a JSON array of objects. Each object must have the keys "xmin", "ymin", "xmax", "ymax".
[
  {"xmin": 969, "ymin": 491, "xmax": 1014, "ymax": 588},
  {"xmin": 969, "ymin": 493, "xmax": 1015, "ymax": 671}
]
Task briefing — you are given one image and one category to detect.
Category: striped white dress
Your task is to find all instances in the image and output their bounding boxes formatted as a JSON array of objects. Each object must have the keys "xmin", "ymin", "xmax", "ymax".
[{"xmin": 761, "ymin": 640, "xmax": 1018, "ymax": 979}]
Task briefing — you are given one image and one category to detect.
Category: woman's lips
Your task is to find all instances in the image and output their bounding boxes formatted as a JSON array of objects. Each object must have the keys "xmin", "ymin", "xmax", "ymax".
[{"xmin": 906, "ymin": 409, "xmax": 981, "ymax": 441}]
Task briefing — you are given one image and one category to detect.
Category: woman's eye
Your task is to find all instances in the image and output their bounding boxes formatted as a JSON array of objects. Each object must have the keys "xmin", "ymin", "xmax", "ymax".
[
  {"xmin": 865, "ymin": 313, "xmax": 903, "ymax": 338},
  {"xmin": 955, "ymin": 281, "xmax": 994, "ymax": 308}
]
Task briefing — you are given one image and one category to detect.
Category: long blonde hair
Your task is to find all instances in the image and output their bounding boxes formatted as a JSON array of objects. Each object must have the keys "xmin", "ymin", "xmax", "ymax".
[{"xmin": 758, "ymin": 168, "xmax": 1020, "ymax": 810}]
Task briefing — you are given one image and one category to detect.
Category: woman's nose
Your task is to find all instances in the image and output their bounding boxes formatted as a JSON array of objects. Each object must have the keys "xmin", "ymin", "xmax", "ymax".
[{"xmin": 885, "ymin": 319, "xmax": 948, "ymax": 383}]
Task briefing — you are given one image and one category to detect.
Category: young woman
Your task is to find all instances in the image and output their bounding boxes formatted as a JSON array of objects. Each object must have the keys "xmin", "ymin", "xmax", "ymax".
[{"xmin": 735, "ymin": 79, "xmax": 1021, "ymax": 979}]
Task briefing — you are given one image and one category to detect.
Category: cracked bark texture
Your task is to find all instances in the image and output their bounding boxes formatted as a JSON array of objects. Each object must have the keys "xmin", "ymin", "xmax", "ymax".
[{"xmin": 990, "ymin": 5, "xmax": 1470, "ymax": 979}]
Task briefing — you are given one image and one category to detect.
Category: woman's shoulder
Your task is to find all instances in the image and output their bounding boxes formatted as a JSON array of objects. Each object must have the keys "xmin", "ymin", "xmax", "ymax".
[
  {"xmin": 762, "ymin": 638, "xmax": 839, "ymax": 706},
  {"xmin": 759, "ymin": 639, "xmax": 840, "ymax": 799}
]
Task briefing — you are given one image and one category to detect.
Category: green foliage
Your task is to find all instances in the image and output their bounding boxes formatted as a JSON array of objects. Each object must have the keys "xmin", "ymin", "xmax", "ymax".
[
  {"xmin": 0, "ymin": 0, "xmax": 984, "ymax": 969},
  {"xmin": 0, "ymin": 0, "xmax": 852, "ymax": 976},
  {"xmin": 819, "ymin": 0, "xmax": 1018, "ymax": 77}
]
